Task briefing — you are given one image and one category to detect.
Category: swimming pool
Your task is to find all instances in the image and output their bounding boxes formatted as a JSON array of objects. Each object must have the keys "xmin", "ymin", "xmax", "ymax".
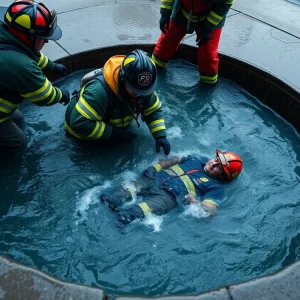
[{"xmin": 0, "ymin": 59, "xmax": 299, "ymax": 297}]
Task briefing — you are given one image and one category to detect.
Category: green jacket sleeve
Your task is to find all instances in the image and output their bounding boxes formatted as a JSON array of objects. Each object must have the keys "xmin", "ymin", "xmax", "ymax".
[
  {"xmin": 204, "ymin": 0, "xmax": 233, "ymax": 29},
  {"xmin": 143, "ymin": 91, "xmax": 167, "ymax": 139},
  {"xmin": 160, "ymin": 0, "xmax": 176, "ymax": 16},
  {"xmin": 36, "ymin": 52, "xmax": 55, "ymax": 72},
  {"xmin": 14, "ymin": 57, "xmax": 62, "ymax": 106},
  {"xmin": 69, "ymin": 80, "xmax": 113, "ymax": 140}
]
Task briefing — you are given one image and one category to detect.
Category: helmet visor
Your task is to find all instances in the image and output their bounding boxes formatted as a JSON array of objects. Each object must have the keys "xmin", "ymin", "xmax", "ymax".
[{"xmin": 216, "ymin": 149, "xmax": 231, "ymax": 179}]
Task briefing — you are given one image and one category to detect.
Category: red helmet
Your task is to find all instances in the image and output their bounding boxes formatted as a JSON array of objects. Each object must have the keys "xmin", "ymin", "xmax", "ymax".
[
  {"xmin": 216, "ymin": 149, "xmax": 243, "ymax": 181},
  {"xmin": 0, "ymin": 0, "xmax": 62, "ymax": 40}
]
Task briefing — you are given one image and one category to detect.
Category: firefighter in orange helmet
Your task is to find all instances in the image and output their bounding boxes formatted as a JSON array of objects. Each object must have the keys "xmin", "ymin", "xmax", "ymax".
[
  {"xmin": 100, "ymin": 149, "xmax": 243, "ymax": 225},
  {"xmin": 0, "ymin": 0, "xmax": 70, "ymax": 148}
]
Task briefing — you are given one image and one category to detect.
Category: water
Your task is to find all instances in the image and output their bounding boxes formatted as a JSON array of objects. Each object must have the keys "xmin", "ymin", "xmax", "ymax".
[{"xmin": 0, "ymin": 60, "xmax": 300, "ymax": 297}]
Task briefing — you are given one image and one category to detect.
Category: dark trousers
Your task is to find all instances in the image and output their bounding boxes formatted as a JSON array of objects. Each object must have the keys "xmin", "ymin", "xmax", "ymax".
[
  {"xmin": 101, "ymin": 176, "xmax": 178, "ymax": 217},
  {"xmin": 0, "ymin": 110, "xmax": 26, "ymax": 148}
]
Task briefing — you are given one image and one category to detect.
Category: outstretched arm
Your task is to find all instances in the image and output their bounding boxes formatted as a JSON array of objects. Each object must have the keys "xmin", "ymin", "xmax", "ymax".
[
  {"xmin": 152, "ymin": 156, "xmax": 181, "ymax": 171},
  {"xmin": 184, "ymin": 194, "xmax": 217, "ymax": 216}
]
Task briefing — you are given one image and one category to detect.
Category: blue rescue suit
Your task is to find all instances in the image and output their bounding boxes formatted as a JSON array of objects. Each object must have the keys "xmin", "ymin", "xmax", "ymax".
[{"xmin": 100, "ymin": 156, "xmax": 224, "ymax": 222}]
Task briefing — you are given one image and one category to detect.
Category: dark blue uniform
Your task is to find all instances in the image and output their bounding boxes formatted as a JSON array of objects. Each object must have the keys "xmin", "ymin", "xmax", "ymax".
[{"xmin": 100, "ymin": 156, "xmax": 225, "ymax": 223}]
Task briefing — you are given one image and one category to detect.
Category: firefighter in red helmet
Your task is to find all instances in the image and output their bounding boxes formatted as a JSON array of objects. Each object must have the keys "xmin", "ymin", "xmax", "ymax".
[
  {"xmin": 152, "ymin": 0, "xmax": 233, "ymax": 85},
  {"xmin": 0, "ymin": 0, "xmax": 70, "ymax": 148},
  {"xmin": 100, "ymin": 149, "xmax": 243, "ymax": 225}
]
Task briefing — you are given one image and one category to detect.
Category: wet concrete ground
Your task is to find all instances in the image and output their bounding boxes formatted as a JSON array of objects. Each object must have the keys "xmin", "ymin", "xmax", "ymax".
[{"xmin": 0, "ymin": 0, "xmax": 300, "ymax": 299}]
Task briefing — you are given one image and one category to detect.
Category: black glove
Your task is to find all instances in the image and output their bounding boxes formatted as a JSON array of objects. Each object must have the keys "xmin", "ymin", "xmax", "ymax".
[
  {"xmin": 110, "ymin": 127, "xmax": 137, "ymax": 143},
  {"xmin": 196, "ymin": 25, "xmax": 212, "ymax": 46},
  {"xmin": 155, "ymin": 137, "xmax": 170, "ymax": 155},
  {"xmin": 159, "ymin": 15, "xmax": 170, "ymax": 34},
  {"xmin": 59, "ymin": 89, "xmax": 70, "ymax": 106},
  {"xmin": 53, "ymin": 63, "xmax": 68, "ymax": 77}
]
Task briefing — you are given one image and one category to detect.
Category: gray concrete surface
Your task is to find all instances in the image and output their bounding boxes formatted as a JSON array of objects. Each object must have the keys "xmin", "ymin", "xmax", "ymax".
[
  {"xmin": 0, "ymin": 0, "xmax": 300, "ymax": 299},
  {"xmin": 0, "ymin": 256, "xmax": 106, "ymax": 300}
]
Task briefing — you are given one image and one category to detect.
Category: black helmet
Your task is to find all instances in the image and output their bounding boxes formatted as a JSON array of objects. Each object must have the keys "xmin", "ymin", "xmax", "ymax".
[
  {"xmin": 119, "ymin": 49, "xmax": 157, "ymax": 96},
  {"xmin": 0, "ymin": 0, "xmax": 62, "ymax": 40}
]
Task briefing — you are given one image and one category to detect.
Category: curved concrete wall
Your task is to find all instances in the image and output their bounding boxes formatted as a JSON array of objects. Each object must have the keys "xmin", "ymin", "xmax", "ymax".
[{"xmin": 50, "ymin": 44, "xmax": 300, "ymax": 133}]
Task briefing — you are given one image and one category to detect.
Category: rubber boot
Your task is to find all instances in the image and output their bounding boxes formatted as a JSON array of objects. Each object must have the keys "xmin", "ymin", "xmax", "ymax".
[{"xmin": 117, "ymin": 205, "xmax": 145, "ymax": 225}]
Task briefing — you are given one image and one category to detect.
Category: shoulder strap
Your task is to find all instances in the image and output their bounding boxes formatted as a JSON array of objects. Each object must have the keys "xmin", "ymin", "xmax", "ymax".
[
  {"xmin": 0, "ymin": 43, "xmax": 28, "ymax": 57},
  {"xmin": 92, "ymin": 72, "xmax": 118, "ymax": 122}
]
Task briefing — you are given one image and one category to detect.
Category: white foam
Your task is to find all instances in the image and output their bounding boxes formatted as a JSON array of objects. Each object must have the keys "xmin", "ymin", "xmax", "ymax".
[
  {"xmin": 74, "ymin": 181, "xmax": 111, "ymax": 225},
  {"xmin": 181, "ymin": 203, "xmax": 210, "ymax": 219},
  {"xmin": 142, "ymin": 214, "xmax": 164, "ymax": 232}
]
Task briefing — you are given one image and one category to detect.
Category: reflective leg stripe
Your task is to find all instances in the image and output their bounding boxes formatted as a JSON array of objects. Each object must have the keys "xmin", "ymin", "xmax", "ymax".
[
  {"xmin": 144, "ymin": 98, "xmax": 162, "ymax": 116},
  {"xmin": 151, "ymin": 54, "xmax": 168, "ymax": 68},
  {"xmin": 148, "ymin": 119, "xmax": 166, "ymax": 134},
  {"xmin": 200, "ymin": 74, "xmax": 218, "ymax": 84},
  {"xmin": 64, "ymin": 121, "xmax": 85, "ymax": 140},
  {"xmin": 170, "ymin": 165, "xmax": 196, "ymax": 197},
  {"xmin": 0, "ymin": 97, "xmax": 19, "ymax": 114},
  {"xmin": 138, "ymin": 202, "xmax": 151, "ymax": 216}
]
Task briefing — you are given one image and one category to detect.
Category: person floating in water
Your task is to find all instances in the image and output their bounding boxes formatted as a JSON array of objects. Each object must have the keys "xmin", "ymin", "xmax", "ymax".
[
  {"xmin": 152, "ymin": 0, "xmax": 233, "ymax": 84},
  {"xmin": 100, "ymin": 149, "xmax": 243, "ymax": 225},
  {"xmin": 65, "ymin": 49, "xmax": 171, "ymax": 155},
  {"xmin": 0, "ymin": 0, "xmax": 70, "ymax": 148}
]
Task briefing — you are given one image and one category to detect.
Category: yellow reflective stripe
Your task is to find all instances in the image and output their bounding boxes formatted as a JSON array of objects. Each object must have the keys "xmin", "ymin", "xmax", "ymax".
[
  {"xmin": 37, "ymin": 53, "xmax": 44, "ymax": 65},
  {"xmin": 210, "ymin": 11, "xmax": 223, "ymax": 21},
  {"xmin": 0, "ymin": 117, "xmax": 10, "ymax": 122},
  {"xmin": 151, "ymin": 55, "xmax": 168, "ymax": 68},
  {"xmin": 226, "ymin": 0, "xmax": 233, "ymax": 4},
  {"xmin": 203, "ymin": 199, "xmax": 218, "ymax": 208},
  {"xmin": 87, "ymin": 121, "xmax": 105, "ymax": 139},
  {"xmin": 161, "ymin": 5, "xmax": 173, "ymax": 9},
  {"xmin": 0, "ymin": 98, "xmax": 19, "ymax": 114},
  {"xmin": 110, "ymin": 115, "xmax": 134, "ymax": 126},
  {"xmin": 21, "ymin": 78, "xmax": 49, "ymax": 98},
  {"xmin": 75, "ymin": 90, "xmax": 102, "ymax": 120},
  {"xmin": 200, "ymin": 74, "xmax": 218, "ymax": 84},
  {"xmin": 30, "ymin": 86, "xmax": 54, "ymax": 103},
  {"xmin": 64, "ymin": 121, "xmax": 85, "ymax": 140},
  {"xmin": 149, "ymin": 119, "xmax": 164, "ymax": 127},
  {"xmin": 138, "ymin": 202, "xmax": 151, "ymax": 216},
  {"xmin": 46, "ymin": 88, "xmax": 58, "ymax": 105},
  {"xmin": 153, "ymin": 163, "xmax": 162, "ymax": 172},
  {"xmin": 144, "ymin": 98, "xmax": 161, "ymax": 116},
  {"xmin": 181, "ymin": 8, "xmax": 199, "ymax": 22},
  {"xmin": 170, "ymin": 165, "xmax": 196, "ymax": 197},
  {"xmin": 151, "ymin": 126, "xmax": 166, "ymax": 133},
  {"xmin": 40, "ymin": 56, "xmax": 49, "ymax": 70}
]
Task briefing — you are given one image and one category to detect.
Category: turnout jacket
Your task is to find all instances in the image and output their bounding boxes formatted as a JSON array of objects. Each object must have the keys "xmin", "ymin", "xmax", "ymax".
[
  {"xmin": 65, "ymin": 55, "xmax": 167, "ymax": 140},
  {"xmin": 161, "ymin": 0, "xmax": 233, "ymax": 32},
  {"xmin": 0, "ymin": 23, "xmax": 63, "ymax": 123},
  {"xmin": 144, "ymin": 155, "xmax": 224, "ymax": 207}
]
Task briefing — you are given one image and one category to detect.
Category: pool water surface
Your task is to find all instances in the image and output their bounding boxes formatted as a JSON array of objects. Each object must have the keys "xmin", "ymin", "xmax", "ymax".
[{"xmin": 0, "ymin": 60, "xmax": 299, "ymax": 297}]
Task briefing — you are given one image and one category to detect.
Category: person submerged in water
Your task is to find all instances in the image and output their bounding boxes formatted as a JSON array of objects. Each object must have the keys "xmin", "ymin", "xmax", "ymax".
[{"xmin": 100, "ymin": 149, "xmax": 243, "ymax": 225}]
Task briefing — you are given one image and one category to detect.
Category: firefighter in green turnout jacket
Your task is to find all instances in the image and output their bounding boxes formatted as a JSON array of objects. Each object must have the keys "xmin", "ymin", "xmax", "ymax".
[
  {"xmin": 65, "ymin": 49, "xmax": 171, "ymax": 155},
  {"xmin": 0, "ymin": 0, "xmax": 70, "ymax": 148}
]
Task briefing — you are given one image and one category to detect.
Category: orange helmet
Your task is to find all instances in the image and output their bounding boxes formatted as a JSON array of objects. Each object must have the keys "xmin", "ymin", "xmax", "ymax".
[
  {"xmin": 0, "ymin": 0, "xmax": 62, "ymax": 40},
  {"xmin": 216, "ymin": 149, "xmax": 243, "ymax": 181}
]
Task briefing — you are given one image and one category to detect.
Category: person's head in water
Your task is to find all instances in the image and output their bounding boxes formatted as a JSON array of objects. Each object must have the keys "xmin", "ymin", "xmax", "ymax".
[
  {"xmin": 0, "ymin": 0, "xmax": 62, "ymax": 51},
  {"xmin": 119, "ymin": 49, "xmax": 157, "ymax": 99},
  {"xmin": 204, "ymin": 149, "xmax": 243, "ymax": 182}
]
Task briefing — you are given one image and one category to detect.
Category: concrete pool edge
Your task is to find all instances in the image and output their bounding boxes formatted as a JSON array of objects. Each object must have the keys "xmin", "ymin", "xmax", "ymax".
[
  {"xmin": 1, "ymin": 44, "xmax": 300, "ymax": 299},
  {"xmin": 1, "ymin": 254, "xmax": 300, "ymax": 299}
]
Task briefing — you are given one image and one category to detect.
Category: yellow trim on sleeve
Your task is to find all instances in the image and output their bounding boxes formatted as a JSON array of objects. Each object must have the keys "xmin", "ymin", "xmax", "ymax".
[
  {"xmin": 151, "ymin": 125, "xmax": 166, "ymax": 133},
  {"xmin": 21, "ymin": 78, "xmax": 49, "ymax": 98},
  {"xmin": 153, "ymin": 164, "xmax": 162, "ymax": 172},
  {"xmin": 203, "ymin": 199, "xmax": 218, "ymax": 208}
]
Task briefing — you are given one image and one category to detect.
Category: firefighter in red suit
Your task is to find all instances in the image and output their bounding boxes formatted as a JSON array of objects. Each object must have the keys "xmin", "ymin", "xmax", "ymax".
[{"xmin": 152, "ymin": 0, "xmax": 233, "ymax": 84}]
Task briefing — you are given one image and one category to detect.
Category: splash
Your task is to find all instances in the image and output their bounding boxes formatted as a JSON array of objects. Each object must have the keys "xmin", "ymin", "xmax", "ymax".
[
  {"xmin": 181, "ymin": 203, "xmax": 210, "ymax": 219},
  {"xmin": 142, "ymin": 214, "xmax": 164, "ymax": 232}
]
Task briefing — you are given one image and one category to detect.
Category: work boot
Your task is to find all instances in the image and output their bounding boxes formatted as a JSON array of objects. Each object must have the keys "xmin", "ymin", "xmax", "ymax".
[
  {"xmin": 117, "ymin": 205, "xmax": 145, "ymax": 225},
  {"xmin": 100, "ymin": 194, "xmax": 122, "ymax": 212}
]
